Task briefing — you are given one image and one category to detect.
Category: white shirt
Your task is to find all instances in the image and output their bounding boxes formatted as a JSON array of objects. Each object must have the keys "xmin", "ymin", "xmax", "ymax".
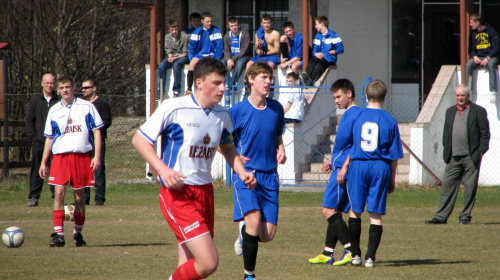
[
  {"xmin": 279, "ymin": 87, "xmax": 305, "ymax": 121},
  {"xmin": 44, "ymin": 98, "xmax": 103, "ymax": 154},
  {"xmin": 138, "ymin": 94, "xmax": 233, "ymax": 185}
]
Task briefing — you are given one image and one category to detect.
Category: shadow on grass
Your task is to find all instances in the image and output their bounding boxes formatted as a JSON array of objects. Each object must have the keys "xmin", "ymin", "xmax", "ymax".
[
  {"xmin": 379, "ymin": 259, "xmax": 471, "ymax": 266},
  {"xmin": 92, "ymin": 242, "xmax": 171, "ymax": 247},
  {"xmin": 484, "ymin": 222, "xmax": 500, "ymax": 225}
]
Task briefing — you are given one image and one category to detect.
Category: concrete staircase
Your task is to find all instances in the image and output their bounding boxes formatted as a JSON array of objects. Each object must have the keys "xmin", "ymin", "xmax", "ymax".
[{"xmin": 300, "ymin": 116, "xmax": 411, "ymax": 183}]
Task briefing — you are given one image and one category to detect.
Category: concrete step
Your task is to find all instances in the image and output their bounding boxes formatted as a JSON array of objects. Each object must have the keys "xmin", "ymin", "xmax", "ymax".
[
  {"xmin": 302, "ymin": 172, "xmax": 330, "ymax": 181},
  {"xmin": 310, "ymin": 162, "xmax": 325, "ymax": 173}
]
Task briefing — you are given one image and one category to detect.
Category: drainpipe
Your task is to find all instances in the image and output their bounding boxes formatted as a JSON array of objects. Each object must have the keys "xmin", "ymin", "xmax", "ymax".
[{"xmin": 302, "ymin": 0, "xmax": 309, "ymax": 70}]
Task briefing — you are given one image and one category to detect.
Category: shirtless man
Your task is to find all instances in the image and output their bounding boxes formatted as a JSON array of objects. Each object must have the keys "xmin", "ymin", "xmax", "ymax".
[{"xmin": 246, "ymin": 14, "xmax": 281, "ymax": 71}]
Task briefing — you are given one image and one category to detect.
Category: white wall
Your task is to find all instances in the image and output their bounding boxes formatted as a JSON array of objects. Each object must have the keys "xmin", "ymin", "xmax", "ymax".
[{"xmin": 331, "ymin": 0, "xmax": 391, "ymax": 95}]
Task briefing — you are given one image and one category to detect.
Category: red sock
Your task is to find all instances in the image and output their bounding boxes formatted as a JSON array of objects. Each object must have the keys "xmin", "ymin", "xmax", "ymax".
[
  {"xmin": 171, "ymin": 259, "xmax": 203, "ymax": 280},
  {"xmin": 53, "ymin": 210, "xmax": 65, "ymax": 235},
  {"xmin": 73, "ymin": 211, "xmax": 85, "ymax": 233}
]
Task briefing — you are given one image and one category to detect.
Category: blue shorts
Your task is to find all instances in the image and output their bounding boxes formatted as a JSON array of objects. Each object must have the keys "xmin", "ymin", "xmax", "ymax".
[
  {"xmin": 233, "ymin": 169, "xmax": 280, "ymax": 224},
  {"xmin": 347, "ymin": 160, "xmax": 390, "ymax": 215},
  {"xmin": 251, "ymin": 54, "xmax": 280, "ymax": 66},
  {"xmin": 322, "ymin": 169, "xmax": 350, "ymax": 213}
]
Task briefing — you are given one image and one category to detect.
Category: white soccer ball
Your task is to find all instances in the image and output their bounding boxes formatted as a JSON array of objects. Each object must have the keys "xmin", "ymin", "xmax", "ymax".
[
  {"xmin": 2, "ymin": 226, "xmax": 25, "ymax": 248},
  {"xmin": 64, "ymin": 204, "xmax": 75, "ymax": 221}
]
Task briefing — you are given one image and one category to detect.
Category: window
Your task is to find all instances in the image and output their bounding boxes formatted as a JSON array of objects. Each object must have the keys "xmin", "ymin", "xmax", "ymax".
[{"xmin": 225, "ymin": 0, "xmax": 289, "ymax": 45}]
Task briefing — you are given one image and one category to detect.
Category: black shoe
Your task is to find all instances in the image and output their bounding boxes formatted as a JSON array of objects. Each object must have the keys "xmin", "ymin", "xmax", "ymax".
[
  {"xmin": 425, "ymin": 218, "xmax": 447, "ymax": 224},
  {"xmin": 300, "ymin": 72, "xmax": 311, "ymax": 86},
  {"xmin": 95, "ymin": 198, "xmax": 104, "ymax": 206},
  {"xmin": 27, "ymin": 197, "xmax": 39, "ymax": 207},
  {"xmin": 73, "ymin": 232, "xmax": 87, "ymax": 247},
  {"xmin": 49, "ymin": 233, "xmax": 65, "ymax": 247}
]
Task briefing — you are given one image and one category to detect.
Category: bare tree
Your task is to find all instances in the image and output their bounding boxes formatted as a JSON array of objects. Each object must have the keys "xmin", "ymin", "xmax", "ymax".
[{"xmin": 1, "ymin": 0, "xmax": 152, "ymax": 117}]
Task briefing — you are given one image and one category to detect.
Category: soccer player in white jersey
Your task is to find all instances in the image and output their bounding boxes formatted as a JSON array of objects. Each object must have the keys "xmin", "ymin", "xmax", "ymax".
[
  {"xmin": 230, "ymin": 62, "xmax": 286, "ymax": 280},
  {"xmin": 342, "ymin": 80, "xmax": 403, "ymax": 267},
  {"xmin": 132, "ymin": 57, "xmax": 256, "ymax": 280},
  {"xmin": 39, "ymin": 74, "xmax": 103, "ymax": 248}
]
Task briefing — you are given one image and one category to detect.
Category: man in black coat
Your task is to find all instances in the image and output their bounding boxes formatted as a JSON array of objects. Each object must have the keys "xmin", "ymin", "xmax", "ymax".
[
  {"xmin": 82, "ymin": 78, "xmax": 112, "ymax": 206},
  {"xmin": 25, "ymin": 73, "xmax": 60, "ymax": 206},
  {"xmin": 426, "ymin": 84, "xmax": 490, "ymax": 225}
]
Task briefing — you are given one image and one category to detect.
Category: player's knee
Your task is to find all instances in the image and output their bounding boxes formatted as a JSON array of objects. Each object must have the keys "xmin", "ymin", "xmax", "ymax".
[
  {"xmin": 322, "ymin": 207, "xmax": 336, "ymax": 219},
  {"xmin": 197, "ymin": 257, "xmax": 219, "ymax": 277}
]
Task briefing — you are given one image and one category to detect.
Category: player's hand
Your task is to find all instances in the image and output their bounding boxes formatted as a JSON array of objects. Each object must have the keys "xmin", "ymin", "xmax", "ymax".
[
  {"xmin": 90, "ymin": 157, "xmax": 101, "ymax": 172},
  {"xmin": 388, "ymin": 179, "xmax": 396, "ymax": 194},
  {"xmin": 279, "ymin": 63, "xmax": 288, "ymax": 69},
  {"xmin": 158, "ymin": 166, "xmax": 187, "ymax": 190},
  {"xmin": 240, "ymin": 170, "xmax": 257, "ymax": 189},
  {"xmin": 39, "ymin": 163, "xmax": 48, "ymax": 179},
  {"xmin": 336, "ymin": 166, "xmax": 347, "ymax": 185},
  {"xmin": 168, "ymin": 57, "xmax": 174, "ymax": 64},
  {"xmin": 240, "ymin": 155, "xmax": 251, "ymax": 164},
  {"xmin": 480, "ymin": 58, "xmax": 488, "ymax": 66},
  {"xmin": 321, "ymin": 162, "xmax": 332, "ymax": 173},
  {"xmin": 227, "ymin": 59, "xmax": 234, "ymax": 69},
  {"xmin": 473, "ymin": 56, "xmax": 481, "ymax": 64},
  {"xmin": 277, "ymin": 149, "xmax": 287, "ymax": 164},
  {"xmin": 315, "ymin": 53, "xmax": 324, "ymax": 59}
]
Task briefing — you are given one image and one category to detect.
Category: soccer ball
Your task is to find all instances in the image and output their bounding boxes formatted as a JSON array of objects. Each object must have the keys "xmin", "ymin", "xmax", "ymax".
[
  {"xmin": 2, "ymin": 226, "xmax": 25, "ymax": 248},
  {"xmin": 64, "ymin": 204, "xmax": 75, "ymax": 221}
]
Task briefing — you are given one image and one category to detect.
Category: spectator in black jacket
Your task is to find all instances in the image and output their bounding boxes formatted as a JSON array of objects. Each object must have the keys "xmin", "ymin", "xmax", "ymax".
[
  {"xmin": 25, "ymin": 73, "xmax": 60, "ymax": 206},
  {"xmin": 82, "ymin": 78, "xmax": 112, "ymax": 206}
]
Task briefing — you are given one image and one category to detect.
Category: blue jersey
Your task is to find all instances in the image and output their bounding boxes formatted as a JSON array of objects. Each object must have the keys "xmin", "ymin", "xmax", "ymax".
[
  {"xmin": 331, "ymin": 105, "xmax": 361, "ymax": 169},
  {"xmin": 256, "ymin": 26, "xmax": 267, "ymax": 52},
  {"xmin": 312, "ymin": 29, "xmax": 344, "ymax": 64},
  {"xmin": 188, "ymin": 26, "xmax": 223, "ymax": 60},
  {"xmin": 350, "ymin": 108, "xmax": 403, "ymax": 162},
  {"xmin": 288, "ymin": 33, "xmax": 303, "ymax": 60},
  {"xmin": 230, "ymin": 32, "xmax": 241, "ymax": 56},
  {"xmin": 229, "ymin": 98, "xmax": 285, "ymax": 171}
]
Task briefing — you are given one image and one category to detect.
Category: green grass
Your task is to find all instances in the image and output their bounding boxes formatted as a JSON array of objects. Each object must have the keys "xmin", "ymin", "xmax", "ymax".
[{"xmin": 1, "ymin": 182, "xmax": 499, "ymax": 280}]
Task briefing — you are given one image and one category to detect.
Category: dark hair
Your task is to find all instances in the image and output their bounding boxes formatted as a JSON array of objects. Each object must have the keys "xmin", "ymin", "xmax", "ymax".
[
  {"xmin": 331, "ymin": 78, "xmax": 355, "ymax": 99},
  {"xmin": 286, "ymin": 72, "xmax": 299, "ymax": 80},
  {"xmin": 228, "ymin": 17, "xmax": 239, "ymax": 24},
  {"xmin": 201, "ymin": 12, "xmax": 212, "ymax": 20},
  {"xmin": 167, "ymin": 19, "xmax": 179, "ymax": 29},
  {"xmin": 245, "ymin": 62, "xmax": 273, "ymax": 92},
  {"xmin": 470, "ymin": 13, "xmax": 485, "ymax": 25},
  {"xmin": 57, "ymin": 74, "xmax": 74, "ymax": 86},
  {"xmin": 189, "ymin": 12, "xmax": 201, "ymax": 21},
  {"xmin": 261, "ymin": 14, "xmax": 273, "ymax": 23},
  {"xmin": 315, "ymin": 16, "xmax": 329, "ymax": 28},
  {"xmin": 83, "ymin": 78, "xmax": 96, "ymax": 87},
  {"xmin": 366, "ymin": 80, "xmax": 387, "ymax": 102},
  {"xmin": 193, "ymin": 57, "xmax": 228, "ymax": 81},
  {"xmin": 282, "ymin": 21, "xmax": 294, "ymax": 29}
]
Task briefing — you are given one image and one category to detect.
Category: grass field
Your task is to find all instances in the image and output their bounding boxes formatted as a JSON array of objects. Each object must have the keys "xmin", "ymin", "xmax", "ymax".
[{"xmin": 1, "ymin": 181, "xmax": 499, "ymax": 280}]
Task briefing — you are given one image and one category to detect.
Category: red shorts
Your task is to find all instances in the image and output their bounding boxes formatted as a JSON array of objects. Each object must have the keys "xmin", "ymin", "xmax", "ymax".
[
  {"xmin": 48, "ymin": 152, "xmax": 95, "ymax": 190},
  {"xmin": 159, "ymin": 183, "xmax": 214, "ymax": 244}
]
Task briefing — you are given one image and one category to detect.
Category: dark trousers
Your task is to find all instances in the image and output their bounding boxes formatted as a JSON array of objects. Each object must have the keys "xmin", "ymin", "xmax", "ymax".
[
  {"xmin": 305, "ymin": 56, "xmax": 334, "ymax": 83},
  {"xmin": 434, "ymin": 155, "xmax": 480, "ymax": 222},
  {"xmin": 28, "ymin": 141, "xmax": 54, "ymax": 199},
  {"xmin": 85, "ymin": 139, "xmax": 106, "ymax": 204}
]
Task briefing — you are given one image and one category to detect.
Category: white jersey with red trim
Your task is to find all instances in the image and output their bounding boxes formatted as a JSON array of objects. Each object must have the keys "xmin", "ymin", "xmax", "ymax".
[
  {"xmin": 138, "ymin": 94, "xmax": 233, "ymax": 186},
  {"xmin": 44, "ymin": 97, "xmax": 104, "ymax": 154}
]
